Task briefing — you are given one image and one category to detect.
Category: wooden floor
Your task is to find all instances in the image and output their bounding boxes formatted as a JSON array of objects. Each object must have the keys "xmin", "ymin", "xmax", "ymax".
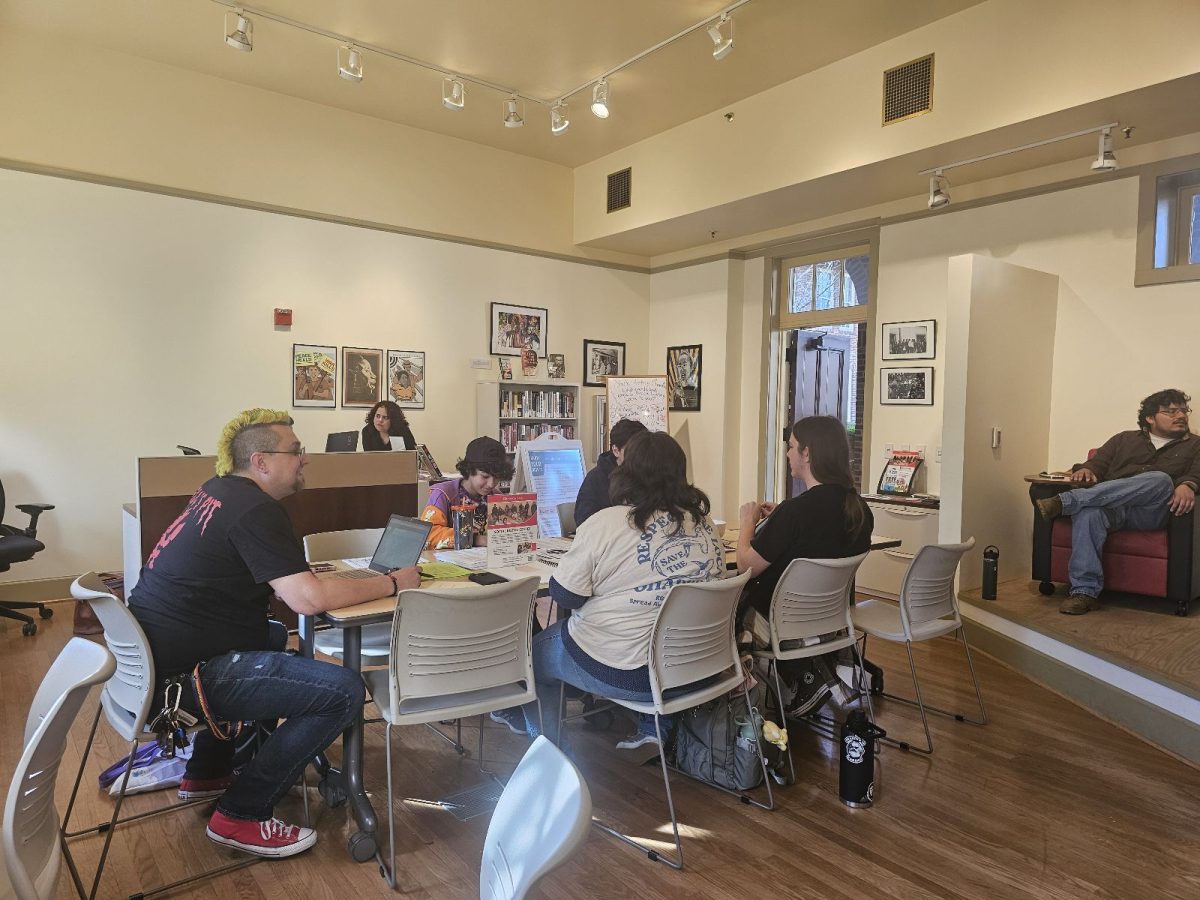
[
  {"xmin": 961, "ymin": 579, "xmax": 1200, "ymax": 699},
  {"xmin": 4, "ymin": 600, "xmax": 1200, "ymax": 900}
]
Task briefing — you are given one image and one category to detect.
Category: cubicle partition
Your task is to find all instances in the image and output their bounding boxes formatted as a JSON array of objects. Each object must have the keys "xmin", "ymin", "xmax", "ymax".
[{"xmin": 123, "ymin": 452, "xmax": 423, "ymax": 597}]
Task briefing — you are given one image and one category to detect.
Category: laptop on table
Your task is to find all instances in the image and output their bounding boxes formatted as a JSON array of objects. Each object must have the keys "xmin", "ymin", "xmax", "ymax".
[{"xmin": 316, "ymin": 515, "xmax": 433, "ymax": 580}]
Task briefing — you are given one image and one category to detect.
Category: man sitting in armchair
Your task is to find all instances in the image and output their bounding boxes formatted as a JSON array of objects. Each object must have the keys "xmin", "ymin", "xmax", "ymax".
[{"xmin": 1036, "ymin": 389, "xmax": 1200, "ymax": 615}]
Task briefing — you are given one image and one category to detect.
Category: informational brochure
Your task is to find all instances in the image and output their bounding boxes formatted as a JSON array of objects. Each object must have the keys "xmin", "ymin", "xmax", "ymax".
[
  {"xmin": 877, "ymin": 450, "xmax": 923, "ymax": 495},
  {"xmin": 485, "ymin": 493, "xmax": 539, "ymax": 569}
]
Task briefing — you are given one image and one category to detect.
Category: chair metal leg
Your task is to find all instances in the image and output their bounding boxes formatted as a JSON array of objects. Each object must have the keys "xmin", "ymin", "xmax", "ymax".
[
  {"xmin": 86, "ymin": 741, "xmax": 138, "ymax": 899},
  {"xmin": 381, "ymin": 722, "xmax": 397, "ymax": 888},
  {"xmin": 875, "ymin": 642, "xmax": 935, "ymax": 755},
  {"xmin": 591, "ymin": 712, "xmax": 684, "ymax": 870},
  {"xmin": 61, "ymin": 702, "xmax": 102, "ymax": 837},
  {"xmin": 768, "ymin": 660, "xmax": 796, "ymax": 786},
  {"xmin": 959, "ymin": 628, "xmax": 989, "ymax": 725}
]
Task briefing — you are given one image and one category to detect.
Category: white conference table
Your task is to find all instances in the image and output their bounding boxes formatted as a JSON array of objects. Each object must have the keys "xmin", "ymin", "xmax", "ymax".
[{"xmin": 303, "ymin": 533, "xmax": 900, "ymax": 860}]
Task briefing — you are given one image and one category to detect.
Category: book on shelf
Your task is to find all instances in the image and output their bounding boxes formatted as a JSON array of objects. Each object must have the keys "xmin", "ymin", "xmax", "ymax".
[
  {"xmin": 498, "ymin": 422, "xmax": 577, "ymax": 453},
  {"xmin": 499, "ymin": 388, "xmax": 576, "ymax": 419}
]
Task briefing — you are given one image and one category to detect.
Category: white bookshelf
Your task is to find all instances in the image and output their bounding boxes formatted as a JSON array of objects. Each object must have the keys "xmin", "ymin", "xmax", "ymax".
[{"xmin": 476, "ymin": 381, "xmax": 581, "ymax": 454}]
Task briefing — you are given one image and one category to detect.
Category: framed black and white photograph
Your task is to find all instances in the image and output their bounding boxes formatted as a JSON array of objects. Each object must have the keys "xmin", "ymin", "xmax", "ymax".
[
  {"xmin": 880, "ymin": 366, "xmax": 934, "ymax": 405},
  {"xmin": 386, "ymin": 350, "xmax": 425, "ymax": 409},
  {"xmin": 547, "ymin": 353, "xmax": 566, "ymax": 379},
  {"xmin": 341, "ymin": 346, "xmax": 383, "ymax": 407},
  {"xmin": 292, "ymin": 343, "xmax": 336, "ymax": 408},
  {"xmin": 490, "ymin": 302, "xmax": 548, "ymax": 358},
  {"xmin": 583, "ymin": 339, "xmax": 625, "ymax": 387},
  {"xmin": 882, "ymin": 319, "xmax": 936, "ymax": 360},
  {"xmin": 666, "ymin": 344, "xmax": 702, "ymax": 411}
]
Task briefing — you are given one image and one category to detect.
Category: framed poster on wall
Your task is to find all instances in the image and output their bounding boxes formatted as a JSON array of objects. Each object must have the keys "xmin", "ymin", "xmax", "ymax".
[
  {"xmin": 292, "ymin": 344, "xmax": 336, "ymax": 408},
  {"xmin": 341, "ymin": 346, "xmax": 383, "ymax": 407},
  {"xmin": 879, "ymin": 366, "xmax": 934, "ymax": 405}
]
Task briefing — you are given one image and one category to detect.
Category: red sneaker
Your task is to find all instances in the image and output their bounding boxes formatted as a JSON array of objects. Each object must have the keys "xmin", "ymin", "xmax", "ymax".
[
  {"xmin": 205, "ymin": 810, "xmax": 317, "ymax": 858},
  {"xmin": 178, "ymin": 774, "xmax": 235, "ymax": 800}
]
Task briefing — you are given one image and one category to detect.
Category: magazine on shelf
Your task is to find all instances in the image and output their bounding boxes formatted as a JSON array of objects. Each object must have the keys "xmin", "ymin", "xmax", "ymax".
[{"xmin": 876, "ymin": 450, "xmax": 923, "ymax": 496}]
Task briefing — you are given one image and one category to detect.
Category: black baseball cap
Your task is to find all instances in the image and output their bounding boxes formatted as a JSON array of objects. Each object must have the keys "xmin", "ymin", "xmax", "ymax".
[{"xmin": 460, "ymin": 436, "xmax": 514, "ymax": 480}]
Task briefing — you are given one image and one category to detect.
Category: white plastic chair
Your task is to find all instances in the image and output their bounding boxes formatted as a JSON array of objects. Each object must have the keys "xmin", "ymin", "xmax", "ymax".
[
  {"xmin": 479, "ymin": 735, "xmax": 591, "ymax": 900},
  {"xmin": 63, "ymin": 572, "xmax": 258, "ymax": 900},
  {"xmin": 301, "ymin": 528, "xmax": 390, "ymax": 664},
  {"xmin": 555, "ymin": 502, "xmax": 576, "ymax": 537},
  {"xmin": 2, "ymin": 638, "xmax": 115, "ymax": 900},
  {"xmin": 851, "ymin": 538, "xmax": 987, "ymax": 754},
  {"xmin": 582, "ymin": 570, "xmax": 772, "ymax": 870},
  {"xmin": 362, "ymin": 576, "xmax": 541, "ymax": 889},
  {"xmin": 751, "ymin": 553, "xmax": 870, "ymax": 782}
]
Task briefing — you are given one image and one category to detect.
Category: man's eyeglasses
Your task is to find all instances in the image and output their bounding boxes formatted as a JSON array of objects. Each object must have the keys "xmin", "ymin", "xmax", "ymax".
[
  {"xmin": 1158, "ymin": 407, "xmax": 1191, "ymax": 417},
  {"xmin": 260, "ymin": 447, "xmax": 307, "ymax": 458}
]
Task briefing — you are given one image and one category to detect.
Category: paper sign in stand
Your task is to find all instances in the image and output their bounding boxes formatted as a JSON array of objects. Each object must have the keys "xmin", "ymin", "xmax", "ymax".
[
  {"xmin": 485, "ymin": 493, "xmax": 539, "ymax": 568},
  {"xmin": 510, "ymin": 433, "xmax": 586, "ymax": 538}
]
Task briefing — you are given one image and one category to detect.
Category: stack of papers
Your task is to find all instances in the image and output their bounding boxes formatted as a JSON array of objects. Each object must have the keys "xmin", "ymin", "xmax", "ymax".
[{"xmin": 433, "ymin": 547, "xmax": 489, "ymax": 570}]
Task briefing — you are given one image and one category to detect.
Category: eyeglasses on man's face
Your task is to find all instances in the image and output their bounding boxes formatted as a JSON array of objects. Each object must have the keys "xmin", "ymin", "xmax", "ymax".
[
  {"xmin": 1157, "ymin": 407, "xmax": 1191, "ymax": 417},
  {"xmin": 260, "ymin": 447, "xmax": 307, "ymax": 458}
]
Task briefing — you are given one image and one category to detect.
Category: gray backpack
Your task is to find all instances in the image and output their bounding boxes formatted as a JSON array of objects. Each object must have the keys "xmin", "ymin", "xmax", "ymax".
[{"xmin": 671, "ymin": 684, "xmax": 768, "ymax": 792}]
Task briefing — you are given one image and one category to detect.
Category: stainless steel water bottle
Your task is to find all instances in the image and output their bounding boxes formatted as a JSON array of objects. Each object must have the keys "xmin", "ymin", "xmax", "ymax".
[
  {"xmin": 982, "ymin": 544, "xmax": 999, "ymax": 600},
  {"xmin": 839, "ymin": 710, "xmax": 885, "ymax": 808}
]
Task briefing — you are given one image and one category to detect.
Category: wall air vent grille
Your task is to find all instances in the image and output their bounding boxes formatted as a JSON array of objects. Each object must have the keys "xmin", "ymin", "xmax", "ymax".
[
  {"xmin": 607, "ymin": 168, "xmax": 632, "ymax": 213},
  {"xmin": 882, "ymin": 54, "xmax": 934, "ymax": 125}
]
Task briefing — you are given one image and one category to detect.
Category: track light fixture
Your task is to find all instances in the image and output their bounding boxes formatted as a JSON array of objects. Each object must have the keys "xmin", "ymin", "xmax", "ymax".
[
  {"xmin": 920, "ymin": 121, "xmax": 1123, "ymax": 211},
  {"xmin": 211, "ymin": 0, "xmax": 757, "ymax": 132},
  {"xmin": 442, "ymin": 76, "xmax": 465, "ymax": 110},
  {"xmin": 708, "ymin": 14, "xmax": 734, "ymax": 60},
  {"xmin": 1091, "ymin": 127, "xmax": 1118, "ymax": 172},
  {"xmin": 503, "ymin": 95, "xmax": 525, "ymax": 128},
  {"xmin": 338, "ymin": 45, "xmax": 363, "ymax": 82},
  {"xmin": 550, "ymin": 101, "xmax": 570, "ymax": 136},
  {"xmin": 224, "ymin": 8, "xmax": 253, "ymax": 52},
  {"xmin": 928, "ymin": 171, "xmax": 950, "ymax": 209},
  {"xmin": 591, "ymin": 80, "xmax": 610, "ymax": 119}
]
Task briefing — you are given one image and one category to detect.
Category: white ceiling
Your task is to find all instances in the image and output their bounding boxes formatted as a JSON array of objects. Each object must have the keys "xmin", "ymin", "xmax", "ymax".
[{"xmin": 2, "ymin": 0, "xmax": 985, "ymax": 168}]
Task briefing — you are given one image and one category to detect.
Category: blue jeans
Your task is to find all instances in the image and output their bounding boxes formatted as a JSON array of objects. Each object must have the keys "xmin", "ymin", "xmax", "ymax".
[
  {"xmin": 1061, "ymin": 471, "xmax": 1173, "ymax": 598},
  {"xmin": 182, "ymin": 649, "xmax": 363, "ymax": 821},
  {"xmin": 522, "ymin": 620, "xmax": 659, "ymax": 743}
]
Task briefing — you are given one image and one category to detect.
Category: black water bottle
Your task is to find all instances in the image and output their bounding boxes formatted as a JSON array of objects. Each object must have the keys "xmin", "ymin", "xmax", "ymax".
[
  {"xmin": 839, "ymin": 710, "xmax": 884, "ymax": 808},
  {"xmin": 982, "ymin": 545, "xmax": 1000, "ymax": 600}
]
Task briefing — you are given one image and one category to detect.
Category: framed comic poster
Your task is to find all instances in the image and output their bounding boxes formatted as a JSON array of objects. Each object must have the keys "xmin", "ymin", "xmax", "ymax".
[
  {"xmin": 341, "ymin": 346, "xmax": 383, "ymax": 407},
  {"xmin": 666, "ymin": 344, "xmax": 702, "ymax": 411},
  {"xmin": 490, "ymin": 302, "xmax": 548, "ymax": 359},
  {"xmin": 583, "ymin": 339, "xmax": 625, "ymax": 387},
  {"xmin": 292, "ymin": 344, "xmax": 336, "ymax": 408},
  {"xmin": 882, "ymin": 319, "xmax": 936, "ymax": 360},
  {"xmin": 387, "ymin": 349, "xmax": 425, "ymax": 409},
  {"xmin": 880, "ymin": 366, "xmax": 934, "ymax": 405}
]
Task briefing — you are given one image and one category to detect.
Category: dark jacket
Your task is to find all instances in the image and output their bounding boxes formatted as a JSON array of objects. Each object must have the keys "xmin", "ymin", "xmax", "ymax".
[
  {"xmin": 1076, "ymin": 430, "xmax": 1200, "ymax": 490},
  {"xmin": 362, "ymin": 422, "xmax": 416, "ymax": 452},
  {"xmin": 574, "ymin": 451, "xmax": 618, "ymax": 527}
]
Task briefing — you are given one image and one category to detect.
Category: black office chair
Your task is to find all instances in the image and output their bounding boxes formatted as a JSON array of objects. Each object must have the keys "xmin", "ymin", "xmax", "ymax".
[{"xmin": 0, "ymin": 478, "xmax": 56, "ymax": 636}]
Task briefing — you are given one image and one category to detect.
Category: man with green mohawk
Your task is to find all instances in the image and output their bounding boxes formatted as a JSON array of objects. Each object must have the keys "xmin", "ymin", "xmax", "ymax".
[{"xmin": 128, "ymin": 408, "xmax": 419, "ymax": 858}]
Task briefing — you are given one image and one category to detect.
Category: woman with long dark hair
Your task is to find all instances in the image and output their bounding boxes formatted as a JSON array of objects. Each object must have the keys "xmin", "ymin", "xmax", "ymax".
[
  {"xmin": 361, "ymin": 400, "xmax": 416, "ymax": 452},
  {"xmin": 736, "ymin": 415, "xmax": 873, "ymax": 714},
  {"xmin": 504, "ymin": 431, "xmax": 724, "ymax": 745}
]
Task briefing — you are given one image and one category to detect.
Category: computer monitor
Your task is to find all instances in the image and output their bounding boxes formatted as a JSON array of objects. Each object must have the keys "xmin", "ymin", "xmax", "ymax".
[
  {"xmin": 367, "ymin": 515, "xmax": 433, "ymax": 572},
  {"xmin": 325, "ymin": 431, "xmax": 359, "ymax": 453}
]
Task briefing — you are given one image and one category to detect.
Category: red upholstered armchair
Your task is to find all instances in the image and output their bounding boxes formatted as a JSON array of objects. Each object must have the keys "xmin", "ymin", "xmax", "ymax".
[{"xmin": 1030, "ymin": 451, "xmax": 1200, "ymax": 617}]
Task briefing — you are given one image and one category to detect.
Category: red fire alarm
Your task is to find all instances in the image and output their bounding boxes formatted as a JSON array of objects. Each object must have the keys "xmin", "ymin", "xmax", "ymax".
[{"xmin": 274, "ymin": 308, "xmax": 293, "ymax": 327}]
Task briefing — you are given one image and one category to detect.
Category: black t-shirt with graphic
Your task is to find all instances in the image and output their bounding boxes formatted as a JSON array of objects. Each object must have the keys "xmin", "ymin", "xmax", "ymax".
[
  {"xmin": 744, "ymin": 483, "xmax": 874, "ymax": 617},
  {"xmin": 128, "ymin": 475, "xmax": 309, "ymax": 679}
]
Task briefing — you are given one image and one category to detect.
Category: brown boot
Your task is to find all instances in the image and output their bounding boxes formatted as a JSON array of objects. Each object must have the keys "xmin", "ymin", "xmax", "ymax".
[
  {"xmin": 73, "ymin": 600, "xmax": 105, "ymax": 635},
  {"xmin": 1059, "ymin": 593, "xmax": 1099, "ymax": 615},
  {"xmin": 1036, "ymin": 495, "xmax": 1063, "ymax": 522}
]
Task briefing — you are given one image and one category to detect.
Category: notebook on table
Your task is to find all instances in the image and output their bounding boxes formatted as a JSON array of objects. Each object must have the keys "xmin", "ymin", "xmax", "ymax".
[{"xmin": 316, "ymin": 515, "xmax": 433, "ymax": 580}]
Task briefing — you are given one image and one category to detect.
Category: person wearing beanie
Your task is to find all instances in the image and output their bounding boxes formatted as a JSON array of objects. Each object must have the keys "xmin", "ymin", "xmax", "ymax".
[{"xmin": 420, "ymin": 435, "xmax": 515, "ymax": 549}]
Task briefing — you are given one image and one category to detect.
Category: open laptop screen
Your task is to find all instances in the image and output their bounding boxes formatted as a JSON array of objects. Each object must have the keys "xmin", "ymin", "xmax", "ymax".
[{"xmin": 368, "ymin": 515, "xmax": 433, "ymax": 572}]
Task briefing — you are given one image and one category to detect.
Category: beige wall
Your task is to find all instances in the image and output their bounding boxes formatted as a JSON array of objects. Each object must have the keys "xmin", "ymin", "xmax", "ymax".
[
  {"xmin": 575, "ymin": 0, "xmax": 1200, "ymax": 247},
  {"xmin": 942, "ymin": 255, "xmax": 1059, "ymax": 585},
  {"xmin": 0, "ymin": 168, "xmax": 650, "ymax": 581},
  {"xmin": 0, "ymin": 29, "xmax": 643, "ymax": 268}
]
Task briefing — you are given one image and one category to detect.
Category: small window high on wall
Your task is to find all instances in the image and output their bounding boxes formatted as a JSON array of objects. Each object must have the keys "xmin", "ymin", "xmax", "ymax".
[
  {"xmin": 775, "ymin": 247, "xmax": 874, "ymax": 497},
  {"xmin": 1135, "ymin": 157, "xmax": 1200, "ymax": 287}
]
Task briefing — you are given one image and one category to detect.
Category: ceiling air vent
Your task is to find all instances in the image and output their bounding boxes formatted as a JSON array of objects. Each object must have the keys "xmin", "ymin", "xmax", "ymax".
[
  {"xmin": 882, "ymin": 53, "xmax": 934, "ymax": 126},
  {"xmin": 607, "ymin": 167, "xmax": 632, "ymax": 213}
]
